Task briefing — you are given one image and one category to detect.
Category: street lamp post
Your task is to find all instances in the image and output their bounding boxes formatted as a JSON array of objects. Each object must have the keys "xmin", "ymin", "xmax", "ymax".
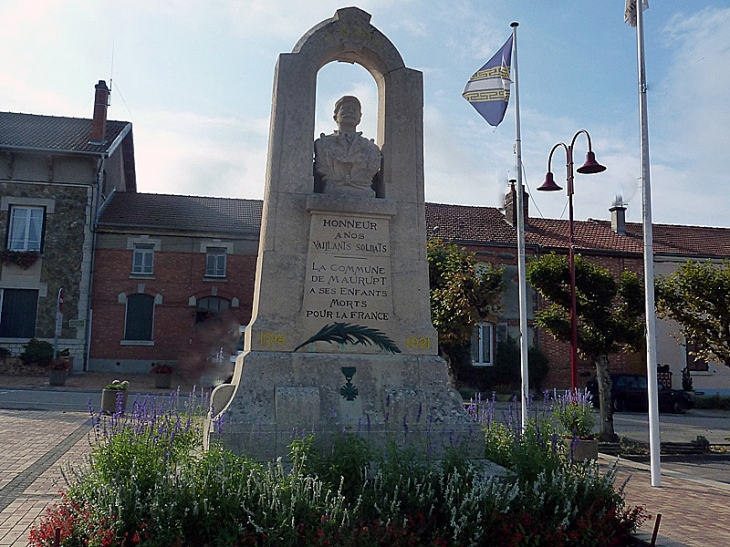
[{"xmin": 537, "ymin": 129, "xmax": 606, "ymax": 391}]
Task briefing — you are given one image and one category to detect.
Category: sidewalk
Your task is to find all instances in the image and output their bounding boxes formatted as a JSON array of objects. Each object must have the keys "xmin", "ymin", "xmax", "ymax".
[
  {"xmin": 0, "ymin": 372, "xmax": 204, "ymax": 546},
  {"xmin": 599, "ymin": 454, "xmax": 730, "ymax": 546},
  {"xmin": 0, "ymin": 370, "xmax": 197, "ymax": 393},
  {"xmin": 2, "ymin": 374, "xmax": 730, "ymax": 546}
]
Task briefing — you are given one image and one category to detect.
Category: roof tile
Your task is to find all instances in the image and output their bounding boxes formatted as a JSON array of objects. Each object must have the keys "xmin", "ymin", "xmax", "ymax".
[
  {"xmin": 98, "ymin": 196, "xmax": 730, "ymax": 258},
  {"xmin": 0, "ymin": 112, "xmax": 129, "ymax": 154},
  {"xmin": 99, "ymin": 193, "xmax": 262, "ymax": 234}
]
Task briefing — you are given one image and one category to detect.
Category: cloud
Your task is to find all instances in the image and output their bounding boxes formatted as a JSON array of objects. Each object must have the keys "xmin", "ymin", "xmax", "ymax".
[
  {"xmin": 133, "ymin": 110, "xmax": 269, "ymax": 199},
  {"xmin": 651, "ymin": 6, "xmax": 730, "ymax": 226}
]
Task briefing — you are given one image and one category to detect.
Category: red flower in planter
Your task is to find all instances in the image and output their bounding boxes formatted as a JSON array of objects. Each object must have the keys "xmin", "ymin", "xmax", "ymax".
[{"xmin": 49, "ymin": 358, "xmax": 71, "ymax": 371}]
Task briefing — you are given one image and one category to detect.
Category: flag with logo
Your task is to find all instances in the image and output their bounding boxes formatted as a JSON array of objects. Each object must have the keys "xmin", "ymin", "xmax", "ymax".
[
  {"xmin": 462, "ymin": 35, "xmax": 513, "ymax": 127},
  {"xmin": 625, "ymin": 0, "xmax": 649, "ymax": 27}
]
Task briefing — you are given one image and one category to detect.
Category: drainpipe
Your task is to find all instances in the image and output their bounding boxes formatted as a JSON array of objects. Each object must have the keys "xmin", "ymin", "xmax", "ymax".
[{"xmin": 83, "ymin": 157, "xmax": 107, "ymax": 371}]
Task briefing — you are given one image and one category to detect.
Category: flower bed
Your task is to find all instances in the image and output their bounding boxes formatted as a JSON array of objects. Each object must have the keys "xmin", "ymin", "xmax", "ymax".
[
  {"xmin": 29, "ymin": 391, "xmax": 648, "ymax": 546},
  {"xmin": 0, "ymin": 357, "xmax": 47, "ymax": 377}
]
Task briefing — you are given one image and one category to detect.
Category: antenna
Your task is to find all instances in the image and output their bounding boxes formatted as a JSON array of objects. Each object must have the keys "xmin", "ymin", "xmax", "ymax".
[{"xmin": 109, "ymin": 36, "xmax": 115, "ymax": 93}]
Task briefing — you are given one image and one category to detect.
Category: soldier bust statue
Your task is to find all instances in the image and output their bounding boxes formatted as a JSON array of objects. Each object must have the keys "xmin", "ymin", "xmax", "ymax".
[{"xmin": 314, "ymin": 95, "xmax": 381, "ymax": 197}]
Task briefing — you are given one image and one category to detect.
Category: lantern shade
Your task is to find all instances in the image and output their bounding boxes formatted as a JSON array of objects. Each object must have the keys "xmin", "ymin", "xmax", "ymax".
[
  {"xmin": 577, "ymin": 151, "xmax": 606, "ymax": 174},
  {"xmin": 537, "ymin": 172, "xmax": 562, "ymax": 192}
]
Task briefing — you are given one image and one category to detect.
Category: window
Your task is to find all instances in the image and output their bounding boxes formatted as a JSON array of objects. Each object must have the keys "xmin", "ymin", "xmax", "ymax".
[
  {"xmin": 0, "ymin": 289, "xmax": 38, "ymax": 338},
  {"xmin": 132, "ymin": 244, "xmax": 154, "ymax": 275},
  {"xmin": 124, "ymin": 294, "xmax": 154, "ymax": 341},
  {"xmin": 7, "ymin": 206, "xmax": 44, "ymax": 251},
  {"xmin": 471, "ymin": 323, "xmax": 494, "ymax": 366},
  {"xmin": 196, "ymin": 296, "xmax": 230, "ymax": 323},
  {"xmin": 685, "ymin": 342, "xmax": 709, "ymax": 372},
  {"xmin": 205, "ymin": 247, "xmax": 226, "ymax": 277}
]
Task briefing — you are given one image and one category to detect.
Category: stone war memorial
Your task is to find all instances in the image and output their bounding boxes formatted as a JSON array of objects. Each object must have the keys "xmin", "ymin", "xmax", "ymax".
[{"xmin": 206, "ymin": 7, "xmax": 480, "ymax": 460}]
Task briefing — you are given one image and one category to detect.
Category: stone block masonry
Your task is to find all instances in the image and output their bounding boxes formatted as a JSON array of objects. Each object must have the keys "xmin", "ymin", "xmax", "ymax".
[{"xmin": 207, "ymin": 7, "xmax": 481, "ymax": 461}]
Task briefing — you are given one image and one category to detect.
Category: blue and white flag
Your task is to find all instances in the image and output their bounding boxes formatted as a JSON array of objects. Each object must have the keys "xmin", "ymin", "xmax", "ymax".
[
  {"xmin": 462, "ymin": 35, "xmax": 513, "ymax": 127},
  {"xmin": 624, "ymin": 0, "xmax": 649, "ymax": 27}
]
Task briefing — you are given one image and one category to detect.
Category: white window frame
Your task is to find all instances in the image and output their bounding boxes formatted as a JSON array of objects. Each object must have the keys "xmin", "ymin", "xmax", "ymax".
[
  {"xmin": 132, "ymin": 243, "xmax": 154, "ymax": 275},
  {"xmin": 205, "ymin": 247, "xmax": 227, "ymax": 278},
  {"xmin": 472, "ymin": 322, "xmax": 494, "ymax": 366},
  {"xmin": 7, "ymin": 206, "xmax": 44, "ymax": 251}
]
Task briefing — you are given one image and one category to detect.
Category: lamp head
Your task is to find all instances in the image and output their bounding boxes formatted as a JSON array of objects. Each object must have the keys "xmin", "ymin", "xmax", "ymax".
[
  {"xmin": 577, "ymin": 151, "xmax": 606, "ymax": 174},
  {"xmin": 537, "ymin": 172, "xmax": 562, "ymax": 192}
]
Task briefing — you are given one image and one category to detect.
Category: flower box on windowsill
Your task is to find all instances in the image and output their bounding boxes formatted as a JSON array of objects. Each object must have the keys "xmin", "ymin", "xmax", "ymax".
[{"xmin": 0, "ymin": 250, "xmax": 41, "ymax": 269}]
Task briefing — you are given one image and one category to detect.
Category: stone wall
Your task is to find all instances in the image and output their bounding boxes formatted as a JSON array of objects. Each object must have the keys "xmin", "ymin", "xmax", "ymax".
[{"xmin": 0, "ymin": 182, "xmax": 89, "ymax": 362}]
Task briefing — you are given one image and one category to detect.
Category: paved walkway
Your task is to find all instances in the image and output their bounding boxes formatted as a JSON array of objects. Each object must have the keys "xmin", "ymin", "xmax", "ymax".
[
  {"xmin": 601, "ymin": 455, "xmax": 730, "ymax": 546},
  {"xmin": 0, "ymin": 410, "xmax": 91, "ymax": 546},
  {"xmin": 1, "ymin": 373, "xmax": 730, "ymax": 546}
]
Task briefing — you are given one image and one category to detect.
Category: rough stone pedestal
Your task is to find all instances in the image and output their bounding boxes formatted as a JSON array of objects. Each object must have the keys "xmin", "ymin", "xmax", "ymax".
[{"xmin": 208, "ymin": 352, "xmax": 483, "ymax": 460}]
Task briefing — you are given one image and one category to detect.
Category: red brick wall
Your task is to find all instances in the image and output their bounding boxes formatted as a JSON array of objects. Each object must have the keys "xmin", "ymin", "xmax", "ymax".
[{"xmin": 90, "ymin": 247, "xmax": 256, "ymax": 363}]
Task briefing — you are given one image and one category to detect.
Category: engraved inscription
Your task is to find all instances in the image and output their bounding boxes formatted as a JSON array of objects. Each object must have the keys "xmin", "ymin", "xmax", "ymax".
[{"xmin": 303, "ymin": 213, "xmax": 392, "ymax": 327}]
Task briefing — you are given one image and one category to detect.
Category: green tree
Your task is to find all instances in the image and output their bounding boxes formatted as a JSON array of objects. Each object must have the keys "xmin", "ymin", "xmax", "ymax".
[
  {"xmin": 656, "ymin": 260, "xmax": 730, "ymax": 368},
  {"xmin": 526, "ymin": 253, "xmax": 645, "ymax": 441},
  {"xmin": 492, "ymin": 336, "xmax": 551, "ymax": 393},
  {"xmin": 427, "ymin": 238, "xmax": 504, "ymax": 380}
]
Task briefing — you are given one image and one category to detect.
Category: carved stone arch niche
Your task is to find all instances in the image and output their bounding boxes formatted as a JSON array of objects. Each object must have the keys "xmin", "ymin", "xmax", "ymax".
[{"xmin": 265, "ymin": 6, "xmax": 423, "ymax": 202}]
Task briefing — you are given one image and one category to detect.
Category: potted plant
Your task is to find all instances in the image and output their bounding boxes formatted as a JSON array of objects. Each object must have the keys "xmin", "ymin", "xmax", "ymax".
[
  {"xmin": 149, "ymin": 362, "xmax": 174, "ymax": 389},
  {"xmin": 48, "ymin": 358, "xmax": 71, "ymax": 386},
  {"xmin": 554, "ymin": 388, "xmax": 598, "ymax": 462},
  {"xmin": 101, "ymin": 380, "xmax": 129, "ymax": 414}
]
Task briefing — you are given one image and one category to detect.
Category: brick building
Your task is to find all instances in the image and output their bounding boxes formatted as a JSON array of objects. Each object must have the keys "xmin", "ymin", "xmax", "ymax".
[
  {"xmin": 86, "ymin": 187, "xmax": 730, "ymax": 394},
  {"xmin": 0, "ymin": 81, "xmax": 135, "ymax": 368},
  {"xmin": 426, "ymin": 186, "xmax": 730, "ymax": 393},
  {"xmin": 89, "ymin": 193, "xmax": 260, "ymax": 376},
  {"xmin": 4, "ymin": 85, "xmax": 730, "ymax": 392}
]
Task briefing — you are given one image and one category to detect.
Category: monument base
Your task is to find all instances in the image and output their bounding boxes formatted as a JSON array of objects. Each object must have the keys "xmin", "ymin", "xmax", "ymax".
[{"xmin": 206, "ymin": 352, "xmax": 485, "ymax": 462}]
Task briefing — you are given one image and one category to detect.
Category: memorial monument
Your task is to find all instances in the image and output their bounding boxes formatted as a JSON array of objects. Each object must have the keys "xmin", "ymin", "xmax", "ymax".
[{"xmin": 206, "ymin": 7, "xmax": 480, "ymax": 459}]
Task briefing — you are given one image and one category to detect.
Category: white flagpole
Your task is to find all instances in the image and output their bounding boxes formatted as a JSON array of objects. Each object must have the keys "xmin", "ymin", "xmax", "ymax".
[
  {"xmin": 511, "ymin": 22, "xmax": 530, "ymax": 432},
  {"xmin": 635, "ymin": 2, "xmax": 662, "ymax": 487}
]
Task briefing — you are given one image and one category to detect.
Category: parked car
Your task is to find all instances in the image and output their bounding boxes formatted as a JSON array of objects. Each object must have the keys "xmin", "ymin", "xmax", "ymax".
[{"xmin": 586, "ymin": 373, "xmax": 694, "ymax": 414}]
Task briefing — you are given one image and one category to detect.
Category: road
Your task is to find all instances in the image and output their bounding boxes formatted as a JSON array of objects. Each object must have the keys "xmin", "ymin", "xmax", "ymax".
[
  {"xmin": 612, "ymin": 408, "xmax": 730, "ymax": 445},
  {"xmin": 612, "ymin": 409, "xmax": 730, "ymax": 486},
  {"xmin": 0, "ymin": 387, "xmax": 189, "ymax": 413}
]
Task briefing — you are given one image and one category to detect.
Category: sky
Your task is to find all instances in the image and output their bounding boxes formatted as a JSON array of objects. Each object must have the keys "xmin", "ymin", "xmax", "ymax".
[{"xmin": 2, "ymin": 1, "xmax": 730, "ymax": 228}]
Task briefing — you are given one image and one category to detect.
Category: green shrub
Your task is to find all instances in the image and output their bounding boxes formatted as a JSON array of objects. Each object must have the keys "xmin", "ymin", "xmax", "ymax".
[
  {"xmin": 19, "ymin": 338, "xmax": 53, "ymax": 366},
  {"xmin": 0, "ymin": 347, "xmax": 11, "ymax": 359},
  {"xmin": 461, "ymin": 337, "xmax": 551, "ymax": 393},
  {"xmin": 553, "ymin": 389, "xmax": 596, "ymax": 438},
  {"xmin": 31, "ymin": 395, "xmax": 648, "ymax": 547},
  {"xmin": 695, "ymin": 394, "xmax": 730, "ymax": 410}
]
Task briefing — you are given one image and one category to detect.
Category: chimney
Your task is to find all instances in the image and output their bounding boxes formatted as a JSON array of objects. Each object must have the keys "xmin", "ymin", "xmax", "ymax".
[
  {"xmin": 90, "ymin": 80, "xmax": 110, "ymax": 144},
  {"xmin": 504, "ymin": 180, "xmax": 529, "ymax": 228},
  {"xmin": 610, "ymin": 195, "xmax": 626, "ymax": 235}
]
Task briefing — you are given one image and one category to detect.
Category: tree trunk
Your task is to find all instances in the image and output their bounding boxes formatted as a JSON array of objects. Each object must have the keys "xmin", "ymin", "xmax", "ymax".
[{"xmin": 594, "ymin": 354, "xmax": 617, "ymax": 442}]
